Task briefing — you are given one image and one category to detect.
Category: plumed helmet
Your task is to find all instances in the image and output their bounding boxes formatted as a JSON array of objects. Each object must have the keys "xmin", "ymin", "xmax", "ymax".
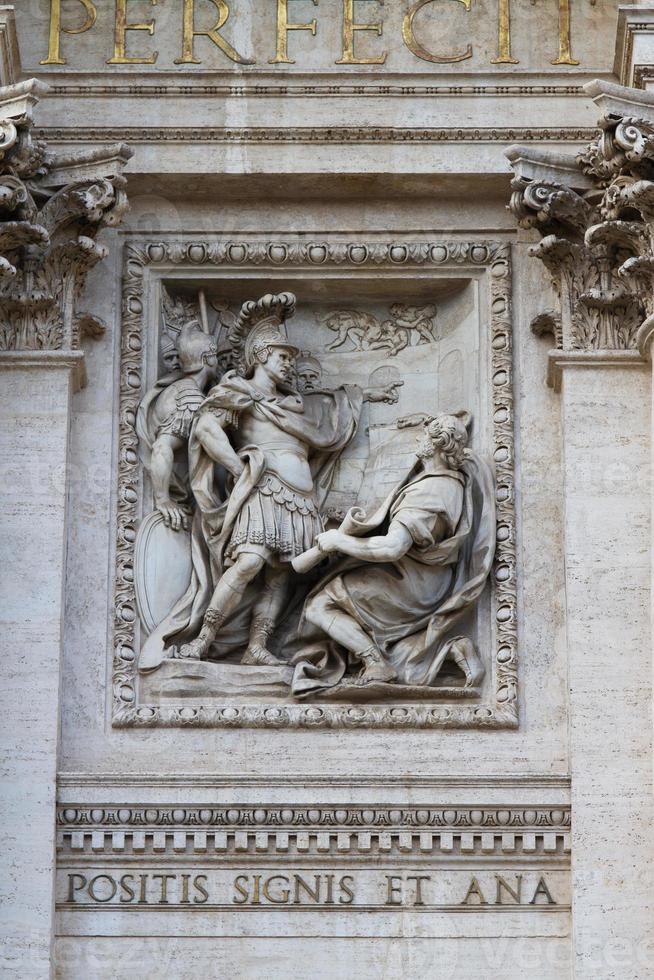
[
  {"xmin": 176, "ymin": 318, "xmax": 218, "ymax": 373},
  {"xmin": 235, "ymin": 293, "xmax": 299, "ymax": 371}
]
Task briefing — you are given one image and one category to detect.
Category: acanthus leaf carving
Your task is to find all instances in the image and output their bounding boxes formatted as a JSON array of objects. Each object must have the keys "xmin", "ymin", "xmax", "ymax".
[
  {"xmin": 507, "ymin": 82, "xmax": 654, "ymax": 355},
  {"xmin": 510, "ymin": 178, "xmax": 595, "ymax": 238},
  {"xmin": 0, "ymin": 80, "xmax": 132, "ymax": 364},
  {"xmin": 579, "ymin": 114, "xmax": 654, "ymax": 184}
]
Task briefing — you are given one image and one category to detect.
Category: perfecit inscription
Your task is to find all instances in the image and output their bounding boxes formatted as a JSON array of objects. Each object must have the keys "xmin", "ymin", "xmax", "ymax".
[{"xmin": 40, "ymin": 0, "xmax": 584, "ymax": 69}]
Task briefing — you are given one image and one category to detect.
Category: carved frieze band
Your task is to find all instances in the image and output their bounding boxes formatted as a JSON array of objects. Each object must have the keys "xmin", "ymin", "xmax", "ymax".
[
  {"xmin": 39, "ymin": 126, "xmax": 596, "ymax": 146},
  {"xmin": 45, "ymin": 83, "xmax": 587, "ymax": 99},
  {"xmin": 57, "ymin": 805, "xmax": 569, "ymax": 860},
  {"xmin": 113, "ymin": 239, "xmax": 517, "ymax": 730}
]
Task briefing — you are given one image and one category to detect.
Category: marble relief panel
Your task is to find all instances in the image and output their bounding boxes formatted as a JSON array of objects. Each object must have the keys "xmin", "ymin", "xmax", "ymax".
[{"xmin": 113, "ymin": 240, "xmax": 515, "ymax": 729}]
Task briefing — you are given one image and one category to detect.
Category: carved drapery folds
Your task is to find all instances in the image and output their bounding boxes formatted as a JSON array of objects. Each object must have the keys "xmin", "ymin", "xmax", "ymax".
[
  {"xmin": 506, "ymin": 81, "xmax": 654, "ymax": 354},
  {"xmin": 0, "ymin": 79, "xmax": 131, "ymax": 372}
]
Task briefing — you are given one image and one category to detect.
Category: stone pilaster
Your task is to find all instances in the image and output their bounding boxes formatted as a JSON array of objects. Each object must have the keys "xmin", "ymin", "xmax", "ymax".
[
  {"xmin": 615, "ymin": 5, "xmax": 654, "ymax": 91},
  {"xmin": 507, "ymin": 81, "xmax": 654, "ymax": 979},
  {"xmin": 0, "ymin": 70, "xmax": 131, "ymax": 977}
]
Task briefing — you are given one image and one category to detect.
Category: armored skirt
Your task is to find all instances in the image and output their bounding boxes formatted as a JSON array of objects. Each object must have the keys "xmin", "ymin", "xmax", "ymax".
[{"xmin": 225, "ymin": 472, "xmax": 324, "ymax": 565}]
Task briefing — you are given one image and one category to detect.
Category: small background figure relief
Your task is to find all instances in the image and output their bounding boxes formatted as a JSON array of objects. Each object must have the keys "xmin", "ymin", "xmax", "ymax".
[{"xmin": 322, "ymin": 304, "xmax": 438, "ymax": 356}]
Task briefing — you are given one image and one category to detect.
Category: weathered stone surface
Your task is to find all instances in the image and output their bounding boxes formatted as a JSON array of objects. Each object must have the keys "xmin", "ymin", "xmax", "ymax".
[{"xmin": 1, "ymin": 3, "xmax": 654, "ymax": 978}]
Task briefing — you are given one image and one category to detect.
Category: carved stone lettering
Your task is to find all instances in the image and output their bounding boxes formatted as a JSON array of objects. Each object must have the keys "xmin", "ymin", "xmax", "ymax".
[{"xmin": 56, "ymin": 868, "xmax": 564, "ymax": 910}]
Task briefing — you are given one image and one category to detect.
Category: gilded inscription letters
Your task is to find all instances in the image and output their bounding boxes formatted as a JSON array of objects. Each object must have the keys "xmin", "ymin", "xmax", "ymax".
[
  {"xmin": 41, "ymin": 0, "xmax": 97, "ymax": 66},
  {"xmin": 270, "ymin": 0, "xmax": 319, "ymax": 65},
  {"xmin": 107, "ymin": 0, "xmax": 158, "ymax": 65},
  {"xmin": 335, "ymin": 0, "xmax": 386, "ymax": 65},
  {"xmin": 175, "ymin": 0, "xmax": 254, "ymax": 65},
  {"xmin": 490, "ymin": 0, "xmax": 518, "ymax": 65},
  {"xmin": 39, "ymin": 0, "xmax": 587, "ymax": 68},
  {"xmin": 552, "ymin": 0, "xmax": 578, "ymax": 66},
  {"xmin": 402, "ymin": 0, "xmax": 472, "ymax": 65}
]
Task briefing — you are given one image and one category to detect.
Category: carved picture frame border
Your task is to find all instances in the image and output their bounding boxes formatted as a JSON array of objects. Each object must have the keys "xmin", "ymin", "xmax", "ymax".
[{"xmin": 112, "ymin": 238, "xmax": 517, "ymax": 730}]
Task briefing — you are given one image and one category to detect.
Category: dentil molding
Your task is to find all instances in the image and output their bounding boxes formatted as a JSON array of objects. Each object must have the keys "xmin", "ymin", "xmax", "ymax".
[{"xmin": 57, "ymin": 803, "xmax": 570, "ymax": 862}]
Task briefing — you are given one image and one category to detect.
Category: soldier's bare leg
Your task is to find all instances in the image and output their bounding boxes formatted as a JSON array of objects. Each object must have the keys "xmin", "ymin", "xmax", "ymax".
[
  {"xmin": 178, "ymin": 553, "xmax": 265, "ymax": 660},
  {"xmin": 242, "ymin": 564, "xmax": 290, "ymax": 667},
  {"xmin": 304, "ymin": 590, "xmax": 397, "ymax": 684}
]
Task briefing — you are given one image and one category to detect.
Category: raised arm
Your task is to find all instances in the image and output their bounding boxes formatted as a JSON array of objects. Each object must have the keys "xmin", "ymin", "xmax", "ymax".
[
  {"xmin": 194, "ymin": 410, "xmax": 244, "ymax": 478},
  {"xmin": 316, "ymin": 520, "xmax": 413, "ymax": 563}
]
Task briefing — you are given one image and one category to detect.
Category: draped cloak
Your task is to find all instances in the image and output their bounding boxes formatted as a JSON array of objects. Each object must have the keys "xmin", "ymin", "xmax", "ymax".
[
  {"xmin": 138, "ymin": 372, "xmax": 363, "ymax": 672},
  {"xmin": 291, "ymin": 450, "xmax": 495, "ymax": 696}
]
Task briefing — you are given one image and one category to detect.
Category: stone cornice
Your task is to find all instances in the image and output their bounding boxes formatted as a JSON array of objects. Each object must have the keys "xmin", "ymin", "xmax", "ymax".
[
  {"xmin": 58, "ymin": 773, "xmax": 570, "ymax": 790},
  {"xmin": 0, "ymin": 349, "xmax": 85, "ymax": 388},
  {"xmin": 0, "ymin": 78, "xmax": 49, "ymax": 120},
  {"xmin": 546, "ymin": 349, "xmax": 647, "ymax": 391},
  {"xmin": 43, "ymin": 81, "xmax": 591, "ymax": 99},
  {"xmin": 583, "ymin": 77, "xmax": 654, "ymax": 120}
]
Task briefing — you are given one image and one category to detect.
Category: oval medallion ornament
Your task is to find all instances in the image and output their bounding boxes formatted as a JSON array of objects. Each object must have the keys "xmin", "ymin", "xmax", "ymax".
[{"xmin": 134, "ymin": 511, "xmax": 192, "ymax": 635}]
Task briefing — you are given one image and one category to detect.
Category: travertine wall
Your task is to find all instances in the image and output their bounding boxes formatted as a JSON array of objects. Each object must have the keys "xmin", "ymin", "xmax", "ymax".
[{"xmin": 1, "ymin": 2, "xmax": 654, "ymax": 978}]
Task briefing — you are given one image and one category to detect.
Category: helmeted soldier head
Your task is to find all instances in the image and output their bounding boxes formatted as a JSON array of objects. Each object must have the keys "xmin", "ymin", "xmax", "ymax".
[
  {"xmin": 295, "ymin": 350, "xmax": 322, "ymax": 392},
  {"xmin": 176, "ymin": 318, "xmax": 218, "ymax": 374},
  {"xmin": 237, "ymin": 293, "xmax": 298, "ymax": 376},
  {"xmin": 160, "ymin": 330, "xmax": 180, "ymax": 371}
]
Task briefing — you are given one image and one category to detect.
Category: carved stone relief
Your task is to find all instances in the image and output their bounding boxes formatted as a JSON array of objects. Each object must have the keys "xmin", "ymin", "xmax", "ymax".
[
  {"xmin": 113, "ymin": 240, "xmax": 517, "ymax": 729},
  {"xmin": 322, "ymin": 304, "xmax": 438, "ymax": 356}
]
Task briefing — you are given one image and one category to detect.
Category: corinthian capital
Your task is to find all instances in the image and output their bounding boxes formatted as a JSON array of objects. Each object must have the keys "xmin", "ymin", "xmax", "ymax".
[
  {"xmin": 506, "ymin": 82, "xmax": 654, "ymax": 356},
  {"xmin": 0, "ymin": 79, "xmax": 132, "ymax": 375},
  {"xmin": 579, "ymin": 81, "xmax": 654, "ymax": 183}
]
